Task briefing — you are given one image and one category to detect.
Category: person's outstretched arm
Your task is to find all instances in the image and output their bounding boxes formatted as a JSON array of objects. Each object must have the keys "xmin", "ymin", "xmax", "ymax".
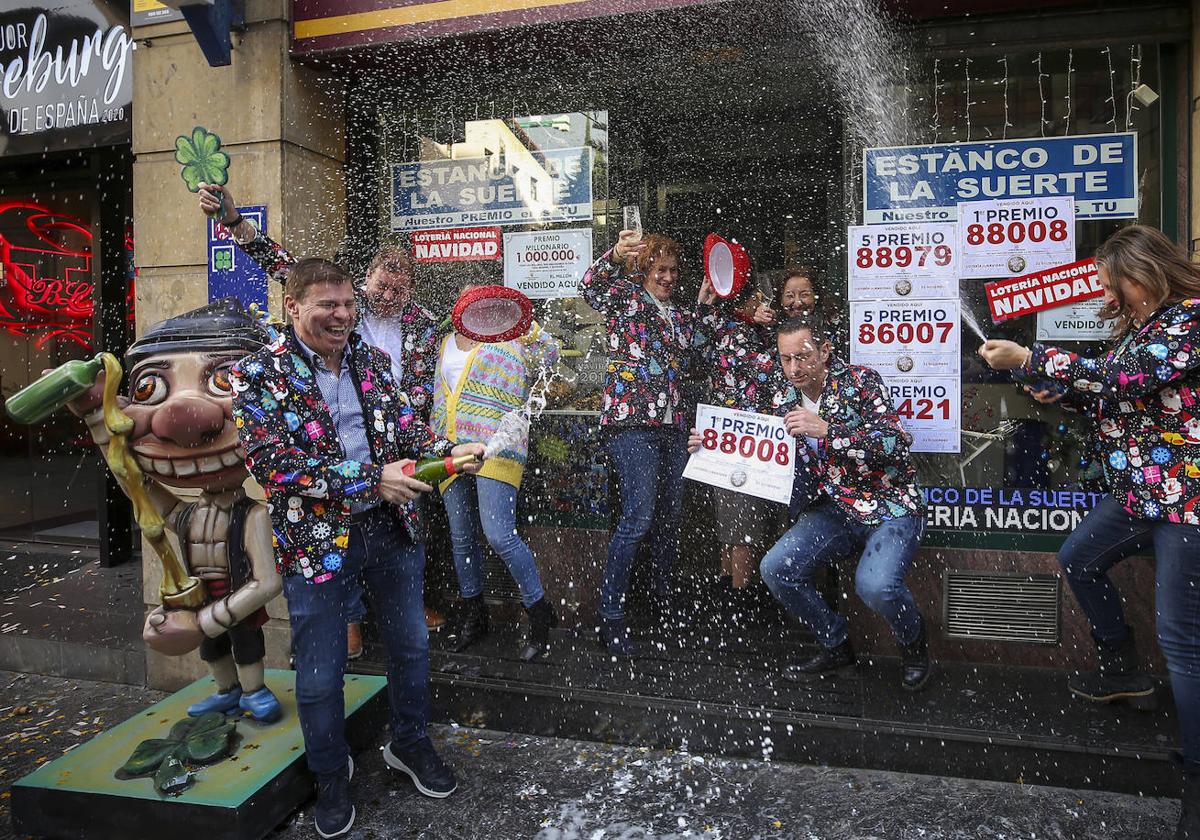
[{"xmin": 198, "ymin": 182, "xmax": 297, "ymax": 284}]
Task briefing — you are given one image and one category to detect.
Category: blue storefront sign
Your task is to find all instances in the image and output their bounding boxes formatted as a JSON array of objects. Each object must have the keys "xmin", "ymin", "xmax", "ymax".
[
  {"xmin": 390, "ymin": 146, "xmax": 593, "ymax": 231},
  {"xmin": 924, "ymin": 485, "xmax": 1102, "ymax": 535},
  {"xmin": 863, "ymin": 132, "xmax": 1137, "ymax": 224},
  {"xmin": 207, "ymin": 205, "xmax": 267, "ymax": 308}
]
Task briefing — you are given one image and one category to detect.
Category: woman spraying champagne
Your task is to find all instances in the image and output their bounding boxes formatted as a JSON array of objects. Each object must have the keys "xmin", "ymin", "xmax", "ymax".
[{"xmin": 978, "ymin": 225, "xmax": 1200, "ymax": 839}]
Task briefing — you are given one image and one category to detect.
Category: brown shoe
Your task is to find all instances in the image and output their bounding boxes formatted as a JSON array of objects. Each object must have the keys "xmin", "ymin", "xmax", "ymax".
[
  {"xmin": 347, "ymin": 622, "xmax": 363, "ymax": 660},
  {"xmin": 425, "ymin": 606, "xmax": 446, "ymax": 631}
]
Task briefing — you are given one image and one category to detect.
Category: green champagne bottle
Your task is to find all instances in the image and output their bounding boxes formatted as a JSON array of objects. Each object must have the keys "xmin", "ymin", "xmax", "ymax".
[
  {"xmin": 5, "ymin": 354, "xmax": 106, "ymax": 425},
  {"xmin": 402, "ymin": 453, "xmax": 481, "ymax": 484}
]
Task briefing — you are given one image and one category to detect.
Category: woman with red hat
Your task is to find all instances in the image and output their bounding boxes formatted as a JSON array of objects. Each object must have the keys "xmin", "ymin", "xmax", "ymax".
[
  {"xmin": 696, "ymin": 235, "xmax": 781, "ymax": 611},
  {"xmin": 432, "ymin": 273, "xmax": 561, "ymax": 663}
]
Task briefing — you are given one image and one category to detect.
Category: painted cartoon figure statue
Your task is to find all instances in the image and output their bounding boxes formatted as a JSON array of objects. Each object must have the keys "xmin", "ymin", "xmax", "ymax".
[{"xmin": 68, "ymin": 299, "xmax": 284, "ymax": 723}]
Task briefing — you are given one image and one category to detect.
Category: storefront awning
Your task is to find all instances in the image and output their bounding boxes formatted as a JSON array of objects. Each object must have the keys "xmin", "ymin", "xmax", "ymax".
[{"xmin": 291, "ymin": 0, "xmax": 729, "ymax": 54}]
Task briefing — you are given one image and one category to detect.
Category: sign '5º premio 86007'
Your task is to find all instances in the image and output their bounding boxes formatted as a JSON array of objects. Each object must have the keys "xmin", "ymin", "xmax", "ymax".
[
  {"xmin": 847, "ymin": 222, "xmax": 959, "ymax": 301},
  {"xmin": 850, "ymin": 300, "xmax": 961, "ymax": 376},
  {"xmin": 682, "ymin": 404, "xmax": 795, "ymax": 505}
]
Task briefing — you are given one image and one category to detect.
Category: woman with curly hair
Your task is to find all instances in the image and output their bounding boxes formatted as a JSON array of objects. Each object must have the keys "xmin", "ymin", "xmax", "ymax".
[{"xmin": 581, "ymin": 229, "xmax": 712, "ymax": 655}]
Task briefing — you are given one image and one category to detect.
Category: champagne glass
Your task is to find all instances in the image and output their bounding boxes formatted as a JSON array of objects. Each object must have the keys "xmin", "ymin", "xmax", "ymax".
[{"xmin": 622, "ymin": 205, "xmax": 643, "ymax": 243}]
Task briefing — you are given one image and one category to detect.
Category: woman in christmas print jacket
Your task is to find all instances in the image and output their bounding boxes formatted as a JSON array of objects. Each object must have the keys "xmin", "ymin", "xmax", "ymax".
[
  {"xmin": 580, "ymin": 229, "xmax": 710, "ymax": 656},
  {"xmin": 980, "ymin": 225, "xmax": 1200, "ymax": 839},
  {"xmin": 696, "ymin": 286, "xmax": 780, "ymax": 603}
]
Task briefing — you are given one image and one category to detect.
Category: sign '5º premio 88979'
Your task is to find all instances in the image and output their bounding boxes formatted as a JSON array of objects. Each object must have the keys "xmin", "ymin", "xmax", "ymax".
[
  {"xmin": 682, "ymin": 404, "xmax": 795, "ymax": 505},
  {"xmin": 847, "ymin": 222, "xmax": 959, "ymax": 301}
]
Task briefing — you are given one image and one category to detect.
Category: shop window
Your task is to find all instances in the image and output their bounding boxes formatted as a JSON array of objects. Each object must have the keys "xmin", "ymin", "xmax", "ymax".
[
  {"xmin": 365, "ymin": 37, "xmax": 1167, "ymax": 556},
  {"xmin": 0, "ymin": 192, "xmax": 102, "ymax": 541},
  {"xmin": 888, "ymin": 45, "xmax": 1162, "ymax": 549}
]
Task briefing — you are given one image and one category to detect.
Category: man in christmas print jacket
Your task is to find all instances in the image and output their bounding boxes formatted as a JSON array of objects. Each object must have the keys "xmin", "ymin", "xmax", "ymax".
[
  {"xmin": 231, "ymin": 257, "xmax": 482, "ymax": 839},
  {"xmin": 693, "ymin": 313, "xmax": 933, "ymax": 692}
]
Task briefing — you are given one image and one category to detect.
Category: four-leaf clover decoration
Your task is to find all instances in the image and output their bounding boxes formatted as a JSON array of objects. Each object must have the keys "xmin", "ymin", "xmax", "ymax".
[
  {"xmin": 117, "ymin": 711, "xmax": 239, "ymax": 796},
  {"xmin": 175, "ymin": 126, "xmax": 230, "ymax": 193}
]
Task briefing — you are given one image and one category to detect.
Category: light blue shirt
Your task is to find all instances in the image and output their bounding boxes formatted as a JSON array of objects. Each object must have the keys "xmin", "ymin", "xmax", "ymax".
[
  {"xmin": 293, "ymin": 330, "xmax": 377, "ymax": 514},
  {"xmin": 358, "ymin": 311, "xmax": 406, "ymax": 384}
]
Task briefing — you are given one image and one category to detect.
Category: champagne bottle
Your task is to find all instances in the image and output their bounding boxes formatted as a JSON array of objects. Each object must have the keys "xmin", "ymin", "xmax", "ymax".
[
  {"xmin": 402, "ymin": 453, "xmax": 481, "ymax": 484},
  {"xmin": 5, "ymin": 354, "xmax": 106, "ymax": 425}
]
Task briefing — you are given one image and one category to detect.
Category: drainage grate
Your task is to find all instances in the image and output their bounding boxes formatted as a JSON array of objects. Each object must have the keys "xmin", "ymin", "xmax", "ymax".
[{"xmin": 942, "ymin": 571, "xmax": 1060, "ymax": 645}]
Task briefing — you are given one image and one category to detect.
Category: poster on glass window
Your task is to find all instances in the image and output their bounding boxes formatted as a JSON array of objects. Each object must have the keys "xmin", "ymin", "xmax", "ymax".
[
  {"xmin": 883, "ymin": 376, "xmax": 961, "ymax": 453},
  {"xmin": 683, "ymin": 404, "xmax": 795, "ymax": 504},
  {"xmin": 390, "ymin": 147, "xmax": 593, "ymax": 231},
  {"xmin": 956, "ymin": 196, "xmax": 1076, "ymax": 280},
  {"xmin": 503, "ymin": 229, "xmax": 592, "ymax": 299},
  {"xmin": 849, "ymin": 300, "xmax": 961, "ymax": 376},
  {"xmin": 847, "ymin": 222, "xmax": 959, "ymax": 301}
]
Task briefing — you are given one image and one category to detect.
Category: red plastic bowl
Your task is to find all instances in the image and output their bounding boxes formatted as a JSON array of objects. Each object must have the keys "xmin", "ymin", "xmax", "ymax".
[{"xmin": 451, "ymin": 285, "xmax": 534, "ymax": 342}]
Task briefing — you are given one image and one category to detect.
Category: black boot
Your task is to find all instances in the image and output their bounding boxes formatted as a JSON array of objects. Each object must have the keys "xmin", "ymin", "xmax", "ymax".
[
  {"xmin": 899, "ymin": 620, "xmax": 934, "ymax": 692},
  {"xmin": 1177, "ymin": 753, "xmax": 1200, "ymax": 840},
  {"xmin": 451, "ymin": 595, "xmax": 488, "ymax": 653},
  {"xmin": 597, "ymin": 617, "xmax": 637, "ymax": 657},
  {"xmin": 784, "ymin": 639, "xmax": 856, "ymax": 681},
  {"xmin": 1069, "ymin": 631, "xmax": 1157, "ymax": 710},
  {"xmin": 520, "ymin": 598, "xmax": 559, "ymax": 662}
]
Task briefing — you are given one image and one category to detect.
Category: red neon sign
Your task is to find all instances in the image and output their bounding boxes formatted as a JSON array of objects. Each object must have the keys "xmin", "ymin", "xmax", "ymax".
[{"xmin": 0, "ymin": 201, "xmax": 95, "ymax": 348}]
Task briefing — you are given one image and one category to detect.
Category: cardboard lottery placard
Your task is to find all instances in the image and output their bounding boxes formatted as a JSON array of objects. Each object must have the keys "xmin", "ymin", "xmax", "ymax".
[
  {"xmin": 884, "ymin": 375, "xmax": 960, "ymax": 454},
  {"xmin": 957, "ymin": 196, "xmax": 1076, "ymax": 280},
  {"xmin": 847, "ymin": 222, "xmax": 959, "ymax": 301},
  {"xmin": 683, "ymin": 404, "xmax": 794, "ymax": 505},
  {"xmin": 1036, "ymin": 297, "xmax": 1110, "ymax": 342},
  {"xmin": 502, "ymin": 228, "xmax": 592, "ymax": 299},
  {"xmin": 849, "ymin": 299, "xmax": 961, "ymax": 376}
]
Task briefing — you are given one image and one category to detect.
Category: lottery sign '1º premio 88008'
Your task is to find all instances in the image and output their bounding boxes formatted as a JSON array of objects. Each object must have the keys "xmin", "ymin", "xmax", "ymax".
[
  {"xmin": 682, "ymin": 404, "xmax": 795, "ymax": 505},
  {"xmin": 957, "ymin": 196, "xmax": 1076, "ymax": 280}
]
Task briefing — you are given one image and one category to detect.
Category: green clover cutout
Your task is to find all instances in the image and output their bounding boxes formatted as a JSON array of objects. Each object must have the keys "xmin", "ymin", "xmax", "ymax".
[
  {"xmin": 175, "ymin": 126, "xmax": 230, "ymax": 193},
  {"xmin": 117, "ymin": 711, "xmax": 239, "ymax": 795}
]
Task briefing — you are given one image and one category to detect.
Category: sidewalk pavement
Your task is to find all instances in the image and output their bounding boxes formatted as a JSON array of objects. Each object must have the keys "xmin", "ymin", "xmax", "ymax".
[{"xmin": 0, "ymin": 670, "xmax": 1179, "ymax": 840}]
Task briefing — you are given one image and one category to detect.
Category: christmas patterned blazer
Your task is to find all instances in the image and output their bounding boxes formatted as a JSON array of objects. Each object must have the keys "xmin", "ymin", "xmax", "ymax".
[
  {"xmin": 230, "ymin": 329, "xmax": 453, "ymax": 583},
  {"xmin": 233, "ymin": 223, "xmax": 440, "ymax": 416},
  {"xmin": 1015, "ymin": 298, "xmax": 1200, "ymax": 523},
  {"xmin": 580, "ymin": 250, "xmax": 704, "ymax": 431},
  {"xmin": 774, "ymin": 358, "xmax": 925, "ymax": 526},
  {"xmin": 697, "ymin": 302, "xmax": 778, "ymax": 412}
]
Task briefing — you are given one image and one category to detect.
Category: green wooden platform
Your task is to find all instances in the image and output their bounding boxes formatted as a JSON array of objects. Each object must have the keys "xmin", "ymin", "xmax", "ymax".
[{"xmin": 12, "ymin": 669, "xmax": 388, "ymax": 839}]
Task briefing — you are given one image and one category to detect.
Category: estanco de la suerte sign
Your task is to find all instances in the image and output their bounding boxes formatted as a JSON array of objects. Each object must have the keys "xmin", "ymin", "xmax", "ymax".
[
  {"xmin": 0, "ymin": 1, "xmax": 134, "ymax": 156},
  {"xmin": 863, "ymin": 133, "xmax": 1137, "ymax": 224}
]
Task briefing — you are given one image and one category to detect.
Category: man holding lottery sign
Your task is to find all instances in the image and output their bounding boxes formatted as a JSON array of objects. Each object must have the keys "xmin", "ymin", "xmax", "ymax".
[{"xmin": 691, "ymin": 312, "xmax": 932, "ymax": 690}]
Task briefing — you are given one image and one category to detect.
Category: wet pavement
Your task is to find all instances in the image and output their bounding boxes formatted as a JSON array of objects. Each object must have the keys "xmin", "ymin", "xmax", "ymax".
[{"xmin": 0, "ymin": 670, "xmax": 1179, "ymax": 840}]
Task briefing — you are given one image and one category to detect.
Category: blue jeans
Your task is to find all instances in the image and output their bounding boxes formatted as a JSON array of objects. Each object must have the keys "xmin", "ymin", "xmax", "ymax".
[
  {"xmin": 345, "ymin": 577, "xmax": 367, "ymax": 624},
  {"xmin": 760, "ymin": 502, "xmax": 925, "ymax": 648},
  {"xmin": 442, "ymin": 474, "xmax": 545, "ymax": 608},
  {"xmin": 1059, "ymin": 495, "xmax": 1200, "ymax": 767},
  {"xmin": 600, "ymin": 426, "xmax": 688, "ymax": 620},
  {"xmin": 282, "ymin": 509, "xmax": 429, "ymax": 776}
]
